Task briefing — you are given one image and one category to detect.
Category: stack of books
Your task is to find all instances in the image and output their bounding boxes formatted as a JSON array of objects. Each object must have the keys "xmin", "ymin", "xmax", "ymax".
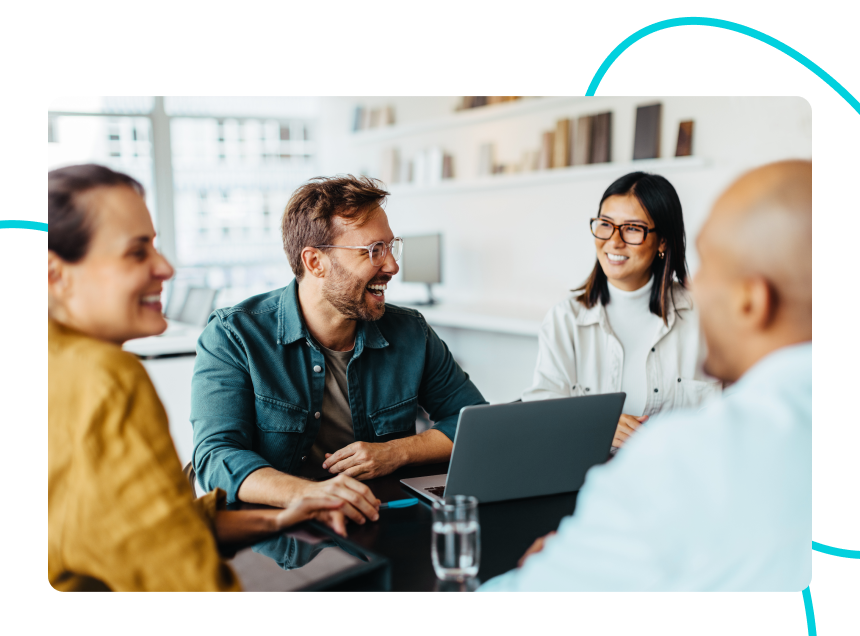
[
  {"xmin": 353, "ymin": 105, "xmax": 396, "ymax": 132},
  {"xmin": 458, "ymin": 97, "xmax": 521, "ymax": 110},
  {"xmin": 381, "ymin": 146, "xmax": 454, "ymax": 186},
  {"xmin": 536, "ymin": 112, "xmax": 613, "ymax": 170}
]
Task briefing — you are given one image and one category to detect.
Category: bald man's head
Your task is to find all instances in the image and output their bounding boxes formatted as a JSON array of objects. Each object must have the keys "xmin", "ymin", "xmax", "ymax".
[{"xmin": 693, "ymin": 160, "xmax": 812, "ymax": 382}]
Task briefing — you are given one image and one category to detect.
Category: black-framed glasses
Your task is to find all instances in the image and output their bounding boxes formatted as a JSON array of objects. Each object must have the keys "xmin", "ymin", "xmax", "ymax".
[
  {"xmin": 314, "ymin": 237, "xmax": 404, "ymax": 266},
  {"xmin": 589, "ymin": 218, "xmax": 657, "ymax": 246}
]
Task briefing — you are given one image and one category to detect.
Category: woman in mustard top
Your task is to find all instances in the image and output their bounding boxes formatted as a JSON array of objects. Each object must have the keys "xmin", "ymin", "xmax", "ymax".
[{"xmin": 48, "ymin": 164, "xmax": 356, "ymax": 591}]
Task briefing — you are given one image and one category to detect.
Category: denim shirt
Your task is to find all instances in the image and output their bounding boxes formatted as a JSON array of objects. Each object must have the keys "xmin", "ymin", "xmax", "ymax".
[{"xmin": 191, "ymin": 280, "xmax": 487, "ymax": 502}]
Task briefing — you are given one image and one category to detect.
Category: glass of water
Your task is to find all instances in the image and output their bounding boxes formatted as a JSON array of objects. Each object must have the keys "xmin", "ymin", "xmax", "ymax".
[{"xmin": 431, "ymin": 495, "xmax": 480, "ymax": 581}]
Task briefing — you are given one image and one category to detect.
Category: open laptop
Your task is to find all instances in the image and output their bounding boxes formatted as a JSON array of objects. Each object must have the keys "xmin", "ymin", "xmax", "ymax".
[{"xmin": 401, "ymin": 393, "xmax": 625, "ymax": 504}]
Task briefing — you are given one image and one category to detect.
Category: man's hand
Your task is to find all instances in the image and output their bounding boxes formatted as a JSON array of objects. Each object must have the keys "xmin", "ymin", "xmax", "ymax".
[
  {"xmin": 293, "ymin": 474, "xmax": 380, "ymax": 529},
  {"xmin": 322, "ymin": 441, "xmax": 405, "ymax": 480},
  {"xmin": 613, "ymin": 414, "xmax": 649, "ymax": 448},
  {"xmin": 518, "ymin": 531, "xmax": 557, "ymax": 568},
  {"xmin": 274, "ymin": 496, "xmax": 346, "ymax": 535}
]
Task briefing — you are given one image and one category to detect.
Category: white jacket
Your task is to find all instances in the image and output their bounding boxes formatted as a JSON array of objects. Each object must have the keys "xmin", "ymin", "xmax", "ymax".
[{"xmin": 523, "ymin": 283, "xmax": 721, "ymax": 414}]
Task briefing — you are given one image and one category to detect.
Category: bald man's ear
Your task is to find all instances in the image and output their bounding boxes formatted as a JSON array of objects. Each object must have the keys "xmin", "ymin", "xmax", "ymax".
[
  {"xmin": 740, "ymin": 276, "xmax": 778, "ymax": 331},
  {"xmin": 300, "ymin": 247, "xmax": 327, "ymax": 280}
]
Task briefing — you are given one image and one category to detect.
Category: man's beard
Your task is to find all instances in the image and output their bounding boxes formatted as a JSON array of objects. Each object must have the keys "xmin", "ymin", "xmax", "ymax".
[{"xmin": 321, "ymin": 257, "xmax": 386, "ymax": 322}]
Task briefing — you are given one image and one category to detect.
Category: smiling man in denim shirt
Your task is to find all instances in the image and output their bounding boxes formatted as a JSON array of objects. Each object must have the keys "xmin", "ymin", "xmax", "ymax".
[{"xmin": 191, "ymin": 175, "xmax": 486, "ymax": 533}]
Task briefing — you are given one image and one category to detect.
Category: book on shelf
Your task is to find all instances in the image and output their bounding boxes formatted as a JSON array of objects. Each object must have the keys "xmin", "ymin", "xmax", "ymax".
[
  {"xmin": 573, "ymin": 116, "xmax": 593, "ymax": 166},
  {"xmin": 477, "ymin": 143, "xmax": 495, "ymax": 176},
  {"xmin": 442, "ymin": 154, "xmax": 454, "ymax": 179},
  {"xmin": 412, "ymin": 151, "xmax": 427, "ymax": 186},
  {"xmin": 539, "ymin": 131, "xmax": 555, "ymax": 170},
  {"xmin": 380, "ymin": 147, "xmax": 400, "ymax": 185},
  {"xmin": 633, "ymin": 103, "xmax": 662, "ymax": 160},
  {"xmin": 590, "ymin": 112, "xmax": 612, "ymax": 164},
  {"xmin": 352, "ymin": 104, "xmax": 395, "ymax": 131},
  {"xmin": 427, "ymin": 147, "xmax": 444, "ymax": 185},
  {"xmin": 459, "ymin": 96, "xmax": 520, "ymax": 110},
  {"xmin": 553, "ymin": 118, "xmax": 571, "ymax": 168},
  {"xmin": 382, "ymin": 105, "xmax": 396, "ymax": 126},
  {"xmin": 675, "ymin": 120, "xmax": 694, "ymax": 157},
  {"xmin": 352, "ymin": 106, "xmax": 364, "ymax": 132}
]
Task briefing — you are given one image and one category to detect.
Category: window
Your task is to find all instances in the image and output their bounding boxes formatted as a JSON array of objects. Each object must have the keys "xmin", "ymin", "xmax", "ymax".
[{"xmin": 48, "ymin": 96, "xmax": 320, "ymax": 310}]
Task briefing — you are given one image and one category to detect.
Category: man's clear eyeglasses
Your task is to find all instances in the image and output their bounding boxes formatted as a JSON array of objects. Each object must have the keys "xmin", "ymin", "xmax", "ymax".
[
  {"xmin": 590, "ymin": 218, "xmax": 656, "ymax": 246},
  {"xmin": 314, "ymin": 237, "xmax": 404, "ymax": 267}
]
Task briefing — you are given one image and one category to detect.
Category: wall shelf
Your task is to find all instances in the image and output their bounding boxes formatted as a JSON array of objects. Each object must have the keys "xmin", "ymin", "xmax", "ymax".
[
  {"xmin": 386, "ymin": 156, "xmax": 707, "ymax": 197},
  {"xmin": 349, "ymin": 97, "xmax": 591, "ymax": 145}
]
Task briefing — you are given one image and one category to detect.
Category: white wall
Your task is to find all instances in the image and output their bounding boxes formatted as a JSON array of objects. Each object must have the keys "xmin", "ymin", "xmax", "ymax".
[{"xmin": 317, "ymin": 97, "xmax": 811, "ymax": 312}]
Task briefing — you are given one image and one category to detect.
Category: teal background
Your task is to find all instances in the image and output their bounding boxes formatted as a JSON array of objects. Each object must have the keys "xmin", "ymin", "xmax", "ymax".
[{"xmin": 30, "ymin": 16, "xmax": 860, "ymax": 636}]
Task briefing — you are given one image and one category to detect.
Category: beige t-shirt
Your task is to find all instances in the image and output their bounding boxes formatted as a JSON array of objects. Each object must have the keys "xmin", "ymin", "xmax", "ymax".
[{"xmin": 305, "ymin": 344, "xmax": 356, "ymax": 470}]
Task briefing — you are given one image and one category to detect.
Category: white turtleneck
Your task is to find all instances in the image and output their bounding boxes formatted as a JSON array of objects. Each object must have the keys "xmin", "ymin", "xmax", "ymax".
[{"xmin": 604, "ymin": 277, "xmax": 663, "ymax": 416}]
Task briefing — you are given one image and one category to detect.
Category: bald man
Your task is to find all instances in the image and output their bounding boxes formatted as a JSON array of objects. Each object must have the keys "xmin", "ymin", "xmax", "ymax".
[{"xmin": 480, "ymin": 160, "xmax": 812, "ymax": 591}]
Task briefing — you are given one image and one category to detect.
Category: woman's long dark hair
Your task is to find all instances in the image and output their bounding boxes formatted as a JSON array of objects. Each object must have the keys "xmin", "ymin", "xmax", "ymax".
[{"xmin": 575, "ymin": 172, "xmax": 688, "ymax": 324}]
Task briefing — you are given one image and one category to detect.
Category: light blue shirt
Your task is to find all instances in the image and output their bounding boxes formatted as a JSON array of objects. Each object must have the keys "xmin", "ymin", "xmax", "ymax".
[{"xmin": 480, "ymin": 343, "xmax": 811, "ymax": 591}]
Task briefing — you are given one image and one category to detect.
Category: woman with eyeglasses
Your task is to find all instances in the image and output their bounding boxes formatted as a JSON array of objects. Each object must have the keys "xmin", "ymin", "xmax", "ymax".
[
  {"xmin": 48, "ymin": 164, "xmax": 345, "ymax": 591},
  {"xmin": 523, "ymin": 172, "xmax": 720, "ymax": 449}
]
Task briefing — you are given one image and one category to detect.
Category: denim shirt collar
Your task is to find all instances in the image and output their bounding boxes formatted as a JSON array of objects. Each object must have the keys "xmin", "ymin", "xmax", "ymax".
[{"xmin": 277, "ymin": 279, "xmax": 389, "ymax": 352}]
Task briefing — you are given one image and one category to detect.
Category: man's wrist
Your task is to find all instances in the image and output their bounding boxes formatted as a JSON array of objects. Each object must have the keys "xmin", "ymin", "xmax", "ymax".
[
  {"xmin": 280, "ymin": 474, "xmax": 311, "ymax": 506},
  {"xmin": 385, "ymin": 438, "xmax": 411, "ymax": 469}
]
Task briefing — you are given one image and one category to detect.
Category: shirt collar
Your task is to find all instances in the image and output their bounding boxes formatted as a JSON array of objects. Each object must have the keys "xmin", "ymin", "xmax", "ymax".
[{"xmin": 276, "ymin": 279, "xmax": 389, "ymax": 350}]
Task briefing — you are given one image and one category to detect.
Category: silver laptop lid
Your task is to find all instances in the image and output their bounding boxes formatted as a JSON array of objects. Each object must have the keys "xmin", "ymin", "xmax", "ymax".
[{"xmin": 443, "ymin": 393, "xmax": 625, "ymax": 504}]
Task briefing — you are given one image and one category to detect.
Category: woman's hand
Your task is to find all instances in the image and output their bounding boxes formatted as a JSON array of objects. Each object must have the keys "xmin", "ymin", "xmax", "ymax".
[
  {"xmin": 518, "ymin": 531, "xmax": 557, "ymax": 568},
  {"xmin": 274, "ymin": 496, "xmax": 346, "ymax": 535},
  {"xmin": 613, "ymin": 414, "xmax": 649, "ymax": 448}
]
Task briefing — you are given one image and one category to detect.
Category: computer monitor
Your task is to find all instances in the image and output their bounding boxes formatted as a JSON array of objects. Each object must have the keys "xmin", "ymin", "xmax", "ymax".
[
  {"xmin": 177, "ymin": 287, "xmax": 218, "ymax": 326},
  {"xmin": 400, "ymin": 233, "xmax": 441, "ymax": 305}
]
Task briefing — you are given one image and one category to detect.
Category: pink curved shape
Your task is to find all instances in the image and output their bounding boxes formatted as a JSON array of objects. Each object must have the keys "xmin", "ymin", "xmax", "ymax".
[{"xmin": 609, "ymin": 33, "xmax": 827, "ymax": 96}]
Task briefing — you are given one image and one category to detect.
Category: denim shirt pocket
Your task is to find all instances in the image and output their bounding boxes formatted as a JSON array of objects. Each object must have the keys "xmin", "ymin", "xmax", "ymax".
[
  {"xmin": 254, "ymin": 394, "xmax": 308, "ymax": 471},
  {"xmin": 369, "ymin": 396, "xmax": 418, "ymax": 438}
]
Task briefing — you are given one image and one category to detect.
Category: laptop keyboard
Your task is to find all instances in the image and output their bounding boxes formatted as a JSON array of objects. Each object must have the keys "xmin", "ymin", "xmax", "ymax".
[{"xmin": 425, "ymin": 486, "xmax": 446, "ymax": 497}]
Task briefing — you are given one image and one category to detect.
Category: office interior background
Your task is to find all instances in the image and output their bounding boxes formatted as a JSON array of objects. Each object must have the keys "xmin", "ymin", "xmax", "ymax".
[{"xmin": 48, "ymin": 96, "xmax": 812, "ymax": 465}]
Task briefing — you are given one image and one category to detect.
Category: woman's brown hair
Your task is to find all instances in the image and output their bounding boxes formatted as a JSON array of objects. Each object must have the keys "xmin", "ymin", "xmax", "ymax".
[{"xmin": 48, "ymin": 164, "xmax": 145, "ymax": 263}]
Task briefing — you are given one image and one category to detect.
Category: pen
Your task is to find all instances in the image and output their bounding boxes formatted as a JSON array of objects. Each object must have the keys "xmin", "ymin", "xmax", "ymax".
[{"xmin": 379, "ymin": 498, "xmax": 419, "ymax": 510}]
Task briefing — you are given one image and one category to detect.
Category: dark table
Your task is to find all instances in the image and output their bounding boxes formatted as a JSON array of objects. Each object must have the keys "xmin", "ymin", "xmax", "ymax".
[{"xmin": 247, "ymin": 461, "xmax": 579, "ymax": 591}]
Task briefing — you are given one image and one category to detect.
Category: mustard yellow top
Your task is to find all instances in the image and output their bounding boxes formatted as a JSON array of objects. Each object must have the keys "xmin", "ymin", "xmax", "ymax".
[{"xmin": 48, "ymin": 319, "xmax": 240, "ymax": 591}]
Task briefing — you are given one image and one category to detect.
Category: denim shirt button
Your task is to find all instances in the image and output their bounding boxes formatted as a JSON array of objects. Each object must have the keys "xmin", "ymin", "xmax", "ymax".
[
  {"xmin": 314, "ymin": 412, "xmax": 321, "ymax": 419},
  {"xmin": 313, "ymin": 365, "xmax": 322, "ymax": 373}
]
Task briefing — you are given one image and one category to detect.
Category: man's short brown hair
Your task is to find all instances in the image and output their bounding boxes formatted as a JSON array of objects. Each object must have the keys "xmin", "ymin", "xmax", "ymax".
[{"xmin": 282, "ymin": 175, "xmax": 390, "ymax": 280}]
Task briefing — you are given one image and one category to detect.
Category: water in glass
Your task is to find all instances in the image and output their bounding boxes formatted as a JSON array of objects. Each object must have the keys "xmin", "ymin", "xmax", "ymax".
[{"xmin": 431, "ymin": 495, "xmax": 480, "ymax": 581}]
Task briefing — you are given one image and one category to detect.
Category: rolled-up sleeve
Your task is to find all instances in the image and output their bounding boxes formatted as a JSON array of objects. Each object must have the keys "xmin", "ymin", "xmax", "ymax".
[
  {"xmin": 417, "ymin": 320, "xmax": 487, "ymax": 441},
  {"xmin": 191, "ymin": 316, "xmax": 273, "ymax": 503}
]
